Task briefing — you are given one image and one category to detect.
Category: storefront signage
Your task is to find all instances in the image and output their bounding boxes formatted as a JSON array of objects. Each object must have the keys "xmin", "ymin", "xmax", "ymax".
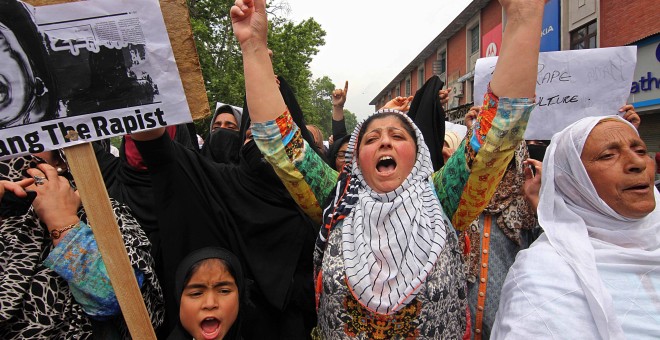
[
  {"xmin": 628, "ymin": 37, "xmax": 660, "ymax": 109},
  {"xmin": 540, "ymin": 0, "xmax": 560, "ymax": 52}
]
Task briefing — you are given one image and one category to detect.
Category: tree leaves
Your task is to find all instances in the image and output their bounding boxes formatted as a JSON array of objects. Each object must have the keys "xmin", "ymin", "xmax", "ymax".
[{"xmin": 189, "ymin": 0, "xmax": 344, "ymax": 139}]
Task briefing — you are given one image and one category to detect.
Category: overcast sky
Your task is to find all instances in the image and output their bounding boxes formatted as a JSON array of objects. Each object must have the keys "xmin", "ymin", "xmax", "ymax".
[{"xmin": 282, "ymin": 0, "xmax": 473, "ymax": 120}]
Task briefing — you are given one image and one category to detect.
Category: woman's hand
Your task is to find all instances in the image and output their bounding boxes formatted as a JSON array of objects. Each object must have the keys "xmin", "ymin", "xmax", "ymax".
[
  {"xmin": 439, "ymin": 88, "xmax": 451, "ymax": 106},
  {"xmin": 381, "ymin": 96, "xmax": 413, "ymax": 111},
  {"xmin": 0, "ymin": 178, "xmax": 33, "ymax": 201},
  {"xmin": 231, "ymin": 0, "xmax": 268, "ymax": 48},
  {"xmin": 332, "ymin": 81, "xmax": 349, "ymax": 108},
  {"xmin": 464, "ymin": 106, "xmax": 481, "ymax": 130},
  {"xmin": 26, "ymin": 163, "xmax": 80, "ymax": 244},
  {"xmin": 619, "ymin": 104, "xmax": 640, "ymax": 129}
]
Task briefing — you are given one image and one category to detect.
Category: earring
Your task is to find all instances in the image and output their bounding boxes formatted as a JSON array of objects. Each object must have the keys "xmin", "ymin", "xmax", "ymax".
[{"xmin": 56, "ymin": 167, "xmax": 64, "ymax": 174}]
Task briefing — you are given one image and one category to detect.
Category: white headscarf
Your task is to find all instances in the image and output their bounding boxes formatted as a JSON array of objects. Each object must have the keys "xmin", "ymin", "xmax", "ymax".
[
  {"xmin": 341, "ymin": 109, "xmax": 450, "ymax": 315},
  {"xmin": 538, "ymin": 115, "xmax": 660, "ymax": 339}
]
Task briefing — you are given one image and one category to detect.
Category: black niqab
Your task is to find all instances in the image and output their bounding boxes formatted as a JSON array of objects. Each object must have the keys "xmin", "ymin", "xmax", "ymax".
[
  {"xmin": 200, "ymin": 128, "xmax": 242, "ymax": 165},
  {"xmin": 407, "ymin": 76, "xmax": 446, "ymax": 171}
]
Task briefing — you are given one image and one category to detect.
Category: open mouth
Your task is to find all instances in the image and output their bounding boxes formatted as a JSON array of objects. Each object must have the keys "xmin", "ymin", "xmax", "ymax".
[
  {"xmin": 0, "ymin": 75, "xmax": 9, "ymax": 105},
  {"xmin": 376, "ymin": 156, "xmax": 397, "ymax": 174},
  {"xmin": 200, "ymin": 317, "xmax": 221, "ymax": 339},
  {"xmin": 624, "ymin": 183, "xmax": 650, "ymax": 192}
]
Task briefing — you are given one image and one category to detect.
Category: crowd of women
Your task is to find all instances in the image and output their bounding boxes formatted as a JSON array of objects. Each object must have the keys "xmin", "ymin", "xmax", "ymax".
[{"xmin": 1, "ymin": 0, "xmax": 658, "ymax": 338}]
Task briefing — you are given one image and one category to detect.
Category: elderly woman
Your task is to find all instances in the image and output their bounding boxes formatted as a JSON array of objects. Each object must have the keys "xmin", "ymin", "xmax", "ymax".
[
  {"xmin": 231, "ymin": 0, "xmax": 545, "ymax": 338},
  {"xmin": 491, "ymin": 115, "xmax": 659, "ymax": 339}
]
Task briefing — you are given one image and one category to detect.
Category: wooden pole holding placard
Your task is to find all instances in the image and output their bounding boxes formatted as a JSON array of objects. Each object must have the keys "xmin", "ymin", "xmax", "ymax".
[{"xmin": 63, "ymin": 139, "xmax": 157, "ymax": 339}]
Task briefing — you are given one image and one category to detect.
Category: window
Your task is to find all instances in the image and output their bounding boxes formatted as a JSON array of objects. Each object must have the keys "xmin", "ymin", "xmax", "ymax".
[
  {"xmin": 395, "ymin": 84, "xmax": 401, "ymax": 97},
  {"xmin": 439, "ymin": 50, "xmax": 446, "ymax": 74},
  {"xmin": 470, "ymin": 25, "xmax": 480, "ymax": 54},
  {"xmin": 571, "ymin": 20, "xmax": 597, "ymax": 50},
  {"xmin": 418, "ymin": 67, "xmax": 425, "ymax": 88},
  {"xmin": 405, "ymin": 77, "xmax": 411, "ymax": 96}
]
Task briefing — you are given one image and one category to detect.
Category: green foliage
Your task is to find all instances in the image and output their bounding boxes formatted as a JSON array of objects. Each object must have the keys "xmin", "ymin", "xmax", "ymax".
[
  {"xmin": 187, "ymin": 0, "xmax": 327, "ymax": 134},
  {"xmin": 307, "ymin": 76, "xmax": 334, "ymax": 135},
  {"xmin": 109, "ymin": 136, "xmax": 122, "ymax": 149},
  {"xmin": 187, "ymin": 0, "xmax": 244, "ymax": 109},
  {"xmin": 187, "ymin": 0, "xmax": 360, "ymax": 144},
  {"xmin": 343, "ymin": 109, "xmax": 358, "ymax": 133},
  {"xmin": 305, "ymin": 77, "xmax": 359, "ymax": 138},
  {"xmin": 194, "ymin": 115, "xmax": 213, "ymax": 138}
]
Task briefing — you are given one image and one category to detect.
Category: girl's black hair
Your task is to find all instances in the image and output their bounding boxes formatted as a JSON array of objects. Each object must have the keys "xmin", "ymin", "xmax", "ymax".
[{"xmin": 181, "ymin": 257, "xmax": 236, "ymax": 290}]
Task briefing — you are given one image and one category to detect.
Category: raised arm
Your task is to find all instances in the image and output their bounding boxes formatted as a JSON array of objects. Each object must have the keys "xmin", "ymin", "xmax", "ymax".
[
  {"xmin": 434, "ymin": 0, "xmax": 544, "ymax": 229},
  {"xmin": 490, "ymin": 0, "xmax": 545, "ymax": 99},
  {"xmin": 231, "ymin": 0, "xmax": 285, "ymax": 123},
  {"xmin": 331, "ymin": 81, "xmax": 349, "ymax": 139},
  {"xmin": 332, "ymin": 81, "xmax": 348, "ymax": 121},
  {"xmin": 232, "ymin": 0, "xmax": 338, "ymax": 222}
]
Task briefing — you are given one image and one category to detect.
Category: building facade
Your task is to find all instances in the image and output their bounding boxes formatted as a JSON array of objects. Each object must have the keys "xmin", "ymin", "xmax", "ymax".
[{"xmin": 369, "ymin": 0, "xmax": 660, "ymax": 161}]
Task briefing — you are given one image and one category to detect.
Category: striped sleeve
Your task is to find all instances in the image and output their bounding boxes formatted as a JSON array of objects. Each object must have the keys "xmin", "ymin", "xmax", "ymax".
[{"xmin": 252, "ymin": 111, "xmax": 338, "ymax": 224}]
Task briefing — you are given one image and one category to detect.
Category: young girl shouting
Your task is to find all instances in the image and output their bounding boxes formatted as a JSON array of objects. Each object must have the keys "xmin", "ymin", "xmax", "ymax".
[{"xmin": 168, "ymin": 247, "xmax": 246, "ymax": 340}]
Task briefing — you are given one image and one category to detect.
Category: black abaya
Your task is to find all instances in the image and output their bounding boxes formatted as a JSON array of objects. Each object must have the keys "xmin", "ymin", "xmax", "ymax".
[
  {"xmin": 407, "ymin": 75, "xmax": 447, "ymax": 171},
  {"xmin": 135, "ymin": 135, "xmax": 317, "ymax": 339}
]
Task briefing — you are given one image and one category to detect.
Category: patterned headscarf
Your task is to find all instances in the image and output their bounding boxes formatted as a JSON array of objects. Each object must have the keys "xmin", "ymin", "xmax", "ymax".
[{"xmin": 315, "ymin": 109, "xmax": 451, "ymax": 315}]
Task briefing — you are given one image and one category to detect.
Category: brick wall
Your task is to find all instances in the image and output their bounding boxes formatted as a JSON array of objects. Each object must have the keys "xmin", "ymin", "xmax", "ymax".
[
  {"xmin": 425, "ymin": 54, "xmax": 435, "ymax": 81},
  {"xmin": 447, "ymin": 26, "xmax": 467, "ymax": 104},
  {"xmin": 600, "ymin": 0, "xmax": 660, "ymax": 46},
  {"xmin": 411, "ymin": 67, "xmax": 419, "ymax": 94},
  {"xmin": 400, "ymin": 78, "xmax": 406, "ymax": 96},
  {"xmin": 481, "ymin": 0, "xmax": 502, "ymax": 37}
]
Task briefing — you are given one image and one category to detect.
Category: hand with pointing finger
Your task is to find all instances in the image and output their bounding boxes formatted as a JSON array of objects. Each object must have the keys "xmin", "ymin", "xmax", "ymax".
[{"xmin": 332, "ymin": 81, "xmax": 349, "ymax": 108}]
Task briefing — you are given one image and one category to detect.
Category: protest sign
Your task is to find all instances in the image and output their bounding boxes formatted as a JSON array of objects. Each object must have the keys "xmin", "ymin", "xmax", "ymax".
[
  {"xmin": 1, "ymin": 0, "xmax": 195, "ymax": 160},
  {"xmin": 23, "ymin": 0, "xmax": 210, "ymax": 121},
  {"xmin": 3, "ymin": 0, "xmax": 207, "ymax": 337},
  {"xmin": 474, "ymin": 47, "xmax": 637, "ymax": 140},
  {"xmin": 445, "ymin": 121, "xmax": 468, "ymax": 140}
]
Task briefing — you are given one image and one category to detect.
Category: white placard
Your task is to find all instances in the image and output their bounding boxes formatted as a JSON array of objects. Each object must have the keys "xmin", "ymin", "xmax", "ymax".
[
  {"xmin": 474, "ymin": 47, "xmax": 637, "ymax": 140},
  {"xmin": 445, "ymin": 121, "xmax": 467, "ymax": 140},
  {"xmin": 0, "ymin": 0, "xmax": 191, "ymax": 160}
]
